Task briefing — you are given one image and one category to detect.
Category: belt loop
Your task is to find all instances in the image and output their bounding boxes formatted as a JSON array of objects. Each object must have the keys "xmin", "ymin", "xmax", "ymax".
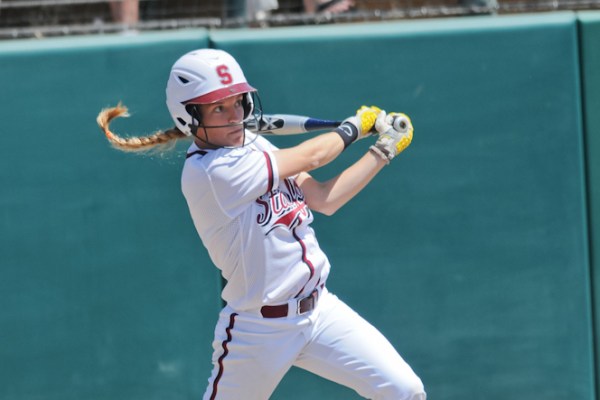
[
  {"xmin": 316, "ymin": 282, "xmax": 324, "ymax": 299},
  {"xmin": 286, "ymin": 297, "xmax": 297, "ymax": 318}
]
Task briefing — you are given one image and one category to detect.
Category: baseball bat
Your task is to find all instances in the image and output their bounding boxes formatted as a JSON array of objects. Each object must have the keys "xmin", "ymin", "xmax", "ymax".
[
  {"xmin": 245, "ymin": 114, "xmax": 342, "ymax": 135},
  {"xmin": 245, "ymin": 113, "xmax": 409, "ymax": 136}
]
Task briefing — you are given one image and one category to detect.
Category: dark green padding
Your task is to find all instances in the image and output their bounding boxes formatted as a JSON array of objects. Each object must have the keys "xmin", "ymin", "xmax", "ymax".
[
  {"xmin": 0, "ymin": 30, "xmax": 222, "ymax": 400},
  {"xmin": 0, "ymin": 11, "xmax": 596, "ymax": 400},
  {"xmin": 213, "ymin": 12, "xmax": 593, "ymax": 400},
  {"xmin": 579, "ymin": 10, "xmax": 600, "ymax": 399}
]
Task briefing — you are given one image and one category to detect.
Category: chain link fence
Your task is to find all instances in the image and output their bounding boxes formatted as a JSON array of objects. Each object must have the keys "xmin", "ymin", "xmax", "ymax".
[{"xmin": 0, "ymin": 0, "xmax": 599, "ymax": 39}]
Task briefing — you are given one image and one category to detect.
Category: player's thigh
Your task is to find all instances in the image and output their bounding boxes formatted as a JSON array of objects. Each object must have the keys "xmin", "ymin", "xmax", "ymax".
[
  {"xmin": 294, "ymin": 293, "xmax": 426, "ymax": 400},
  {"xmin": 203, "ymin": 309, "xmax": 306, "ymax": 400}
]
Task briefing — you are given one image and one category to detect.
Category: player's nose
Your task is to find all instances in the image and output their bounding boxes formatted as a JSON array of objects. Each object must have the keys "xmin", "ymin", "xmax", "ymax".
[{"xmin": 228, "ymin": 107, "xmax": 243, "ymax": 123}]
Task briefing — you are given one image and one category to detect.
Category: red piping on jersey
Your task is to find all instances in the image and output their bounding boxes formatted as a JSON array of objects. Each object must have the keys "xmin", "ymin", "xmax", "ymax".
[
  {"xmin": 210, "ymin": 313, "xmax": 238, "ymax": 400},
  {"xmin": 292, "ymin": 226, "xmax": 316, "ymax": 297},
  {"xmin": 262, "ymin": 151, "xmax": 274, "ymax": 193}
]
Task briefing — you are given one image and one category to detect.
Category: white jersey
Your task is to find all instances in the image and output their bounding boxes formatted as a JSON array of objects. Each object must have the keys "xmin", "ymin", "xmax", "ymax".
[{"xmin": 181, "ymin": 132, "xmax": 330, "ymax": 312}]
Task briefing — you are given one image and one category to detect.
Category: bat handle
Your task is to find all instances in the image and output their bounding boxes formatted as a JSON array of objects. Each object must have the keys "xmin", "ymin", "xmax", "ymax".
[{"xmin": 304, "ymin": 117, "xmax": 342, "ymax": 132}]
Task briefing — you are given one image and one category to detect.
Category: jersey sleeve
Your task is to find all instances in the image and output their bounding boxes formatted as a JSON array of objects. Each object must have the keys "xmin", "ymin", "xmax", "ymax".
[{"xmin": 206, "ymin": 146, "xmax": 280, "ymax": 219}]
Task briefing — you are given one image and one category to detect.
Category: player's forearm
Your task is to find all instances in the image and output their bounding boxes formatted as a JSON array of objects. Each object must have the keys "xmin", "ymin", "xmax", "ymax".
[
  {"xmin": 303, "ymin": 149, "xmax": 386, "ymax": 215},
  {"xmin": 273, "ymin": 132, "xmax": 345, "ymax": 179},
  {"xmin": 273, "ymin": 106, "xmax": 381, "ymax": 179}
]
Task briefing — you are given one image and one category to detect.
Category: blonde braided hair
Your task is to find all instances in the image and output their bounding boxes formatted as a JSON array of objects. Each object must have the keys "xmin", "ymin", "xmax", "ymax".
[{"xmin": 97, "ymin": 103, "xmax": 189, "ymax": 152}]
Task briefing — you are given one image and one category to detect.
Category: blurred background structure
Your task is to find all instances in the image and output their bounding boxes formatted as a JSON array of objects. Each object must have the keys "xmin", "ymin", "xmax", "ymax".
[{"xmin": 1, "ymin": 0, "xmax": 599, "ymax": 39}]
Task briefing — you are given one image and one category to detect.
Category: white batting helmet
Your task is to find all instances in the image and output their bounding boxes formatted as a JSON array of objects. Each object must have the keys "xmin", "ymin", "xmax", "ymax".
[{"xmin": 166, "ymin": 48, "xmax": 257, "ymax": 136}]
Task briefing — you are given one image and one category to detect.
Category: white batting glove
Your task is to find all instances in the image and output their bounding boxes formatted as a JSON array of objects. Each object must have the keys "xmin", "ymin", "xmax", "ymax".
[
  {"xmin": 369, "ymin": 111, "xmax": 414, "ymax": 164},
  {"xmin": 334, "ymin": 105, "xmax": 382, "ymax": 149}
]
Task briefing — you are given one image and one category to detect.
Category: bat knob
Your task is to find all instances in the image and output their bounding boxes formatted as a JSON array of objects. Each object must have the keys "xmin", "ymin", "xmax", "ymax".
[{"xmin": 391, "ymin": 115, "xmax": 410, "ymax": 133}]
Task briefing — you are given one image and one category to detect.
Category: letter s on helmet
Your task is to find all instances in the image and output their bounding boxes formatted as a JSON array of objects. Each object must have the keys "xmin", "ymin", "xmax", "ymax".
[{"xmin": 165, "ymin": 49, "xmax": 257, "ymax": 136}]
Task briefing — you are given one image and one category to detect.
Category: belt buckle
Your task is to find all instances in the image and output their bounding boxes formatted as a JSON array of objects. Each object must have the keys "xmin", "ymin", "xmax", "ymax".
[{"xmin": 297, "ymin": 289, "xmax": 318, "ymax": 316}]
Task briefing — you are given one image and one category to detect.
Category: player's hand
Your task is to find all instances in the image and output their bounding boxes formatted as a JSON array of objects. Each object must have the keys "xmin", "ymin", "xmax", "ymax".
[
  {"xmin": 369, "ymin": 110, "xmax": 414, "ymax": 164},
  {"xmin": 353, "ymin": 105, "xmax": 382, "ymax": 140},
  {"xmin": 334, "ymin": 105, "xmax": 382, "ymax": 148}
]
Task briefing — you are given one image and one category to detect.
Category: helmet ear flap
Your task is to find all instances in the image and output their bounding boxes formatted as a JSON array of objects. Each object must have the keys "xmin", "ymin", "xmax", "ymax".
[
  {"xmin": 185, "ymin": 104, "xmax": 202, "ymax": 133},
  {"xmin": 242, "ymin": 92, "xmax": 263, "ymax": 122},
  {"xmin": 185, "ymin": 104, "xmax": 201, "ymax": 121},
  {"xmin": 242, "ymin": 92, "xmax": 254, "ymax": 120}
]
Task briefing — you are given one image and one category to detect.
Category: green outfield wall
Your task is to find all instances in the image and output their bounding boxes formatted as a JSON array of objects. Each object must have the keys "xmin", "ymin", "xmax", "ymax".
[
  {"xmin": 0, "ymin": 30, "xmax": 222, "ymax": 400},
  {"xmin": 0, "ymin": 11, "xmax": 598, "ymax": 400},
  {"xmin": 580, "ymin": 11, "xmax": 600, "ymax": 400}
]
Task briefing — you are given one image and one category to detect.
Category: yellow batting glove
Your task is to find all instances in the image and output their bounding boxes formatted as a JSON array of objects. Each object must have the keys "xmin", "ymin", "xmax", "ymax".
[
  {"xmin": 370, "ymin": 111, "xmax": 414, "ymax": 164},
  {"xmin": 355, "ymin": 105, "xmax": 382, "ymax": 139},
  {"xmin": 387, "ymin": 112, "xmax": 413, "ymax": 154}
]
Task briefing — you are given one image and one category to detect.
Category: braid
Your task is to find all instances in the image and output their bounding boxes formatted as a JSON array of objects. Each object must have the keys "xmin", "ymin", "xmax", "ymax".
[{"xmin": 96, "ymin": 103, "xmax": 189, "ymax": 152}]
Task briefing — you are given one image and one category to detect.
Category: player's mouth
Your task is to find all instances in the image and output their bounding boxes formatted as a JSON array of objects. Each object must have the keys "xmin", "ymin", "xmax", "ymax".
[{"xmin": 227, "ymin": 127, "xmax": 244, "ymax": 143}]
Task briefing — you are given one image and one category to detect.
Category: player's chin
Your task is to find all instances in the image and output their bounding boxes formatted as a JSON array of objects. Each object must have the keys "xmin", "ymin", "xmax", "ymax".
[{"xmin": 227, "ymin": 128, "xmax": 245, "ymax": 146}]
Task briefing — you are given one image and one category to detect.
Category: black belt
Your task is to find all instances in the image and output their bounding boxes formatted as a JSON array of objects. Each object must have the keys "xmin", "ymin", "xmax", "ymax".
[{"xmin": 261, "ymin": 286, "xmax": 322, "ymax": 318}]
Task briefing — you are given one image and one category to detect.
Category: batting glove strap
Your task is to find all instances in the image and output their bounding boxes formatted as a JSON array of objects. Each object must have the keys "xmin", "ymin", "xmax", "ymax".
[{"xmin": 369, "ymin": 144, "xmax": 391, "ymax": 164}]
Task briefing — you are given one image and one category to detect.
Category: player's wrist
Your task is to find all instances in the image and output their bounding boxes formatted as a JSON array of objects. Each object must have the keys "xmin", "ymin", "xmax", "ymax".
[
  {"xmin": 333, "ymin": 120, "xmax": 358, "ymax": 149},
  {"xmin": 369, "ymin": 145, "xmax": 391, "ymax": 165}
]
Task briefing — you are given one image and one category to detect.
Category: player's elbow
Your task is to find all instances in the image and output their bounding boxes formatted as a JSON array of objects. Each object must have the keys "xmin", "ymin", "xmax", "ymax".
[
  {"xmin": 317, "ymin": 206, "xmax": 338, "ymax": 216},
  {"xmin": 308, "ymin": 200, "xmax": 341, "ymax": 216},
  {"xmin": 301, "ymin": 179, "xmax": 344, "ymax": 216}
]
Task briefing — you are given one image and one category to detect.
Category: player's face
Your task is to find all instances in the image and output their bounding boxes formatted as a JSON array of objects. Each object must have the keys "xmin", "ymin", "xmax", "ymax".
[{"xmin": 196, "ymin": 94, "xmax": 245, "ymax": 148}]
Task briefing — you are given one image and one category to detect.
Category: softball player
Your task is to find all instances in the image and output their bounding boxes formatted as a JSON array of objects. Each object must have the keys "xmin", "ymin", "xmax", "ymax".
[{"xmin": 98, "ymin": 48, "xmax": 425, "ymax": 400}]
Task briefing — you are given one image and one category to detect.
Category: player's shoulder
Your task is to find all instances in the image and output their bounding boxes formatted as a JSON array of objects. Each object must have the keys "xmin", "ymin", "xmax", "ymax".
[
  {"xmin": 247, "ymin": 132, "xmax": 279, "ymax": 152},
  {"xmin": 184, "ymin": 143, "xmax": 241, "ymax": 162},
  {"xmin": 183, "ymin": 142, "xmax": 269, "ymax": 179}
]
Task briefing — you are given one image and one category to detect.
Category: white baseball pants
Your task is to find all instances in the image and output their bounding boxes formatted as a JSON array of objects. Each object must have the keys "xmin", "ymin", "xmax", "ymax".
[{"xmin": 203, "ymin": 289, "xmax": 426, "ymax": 400}]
